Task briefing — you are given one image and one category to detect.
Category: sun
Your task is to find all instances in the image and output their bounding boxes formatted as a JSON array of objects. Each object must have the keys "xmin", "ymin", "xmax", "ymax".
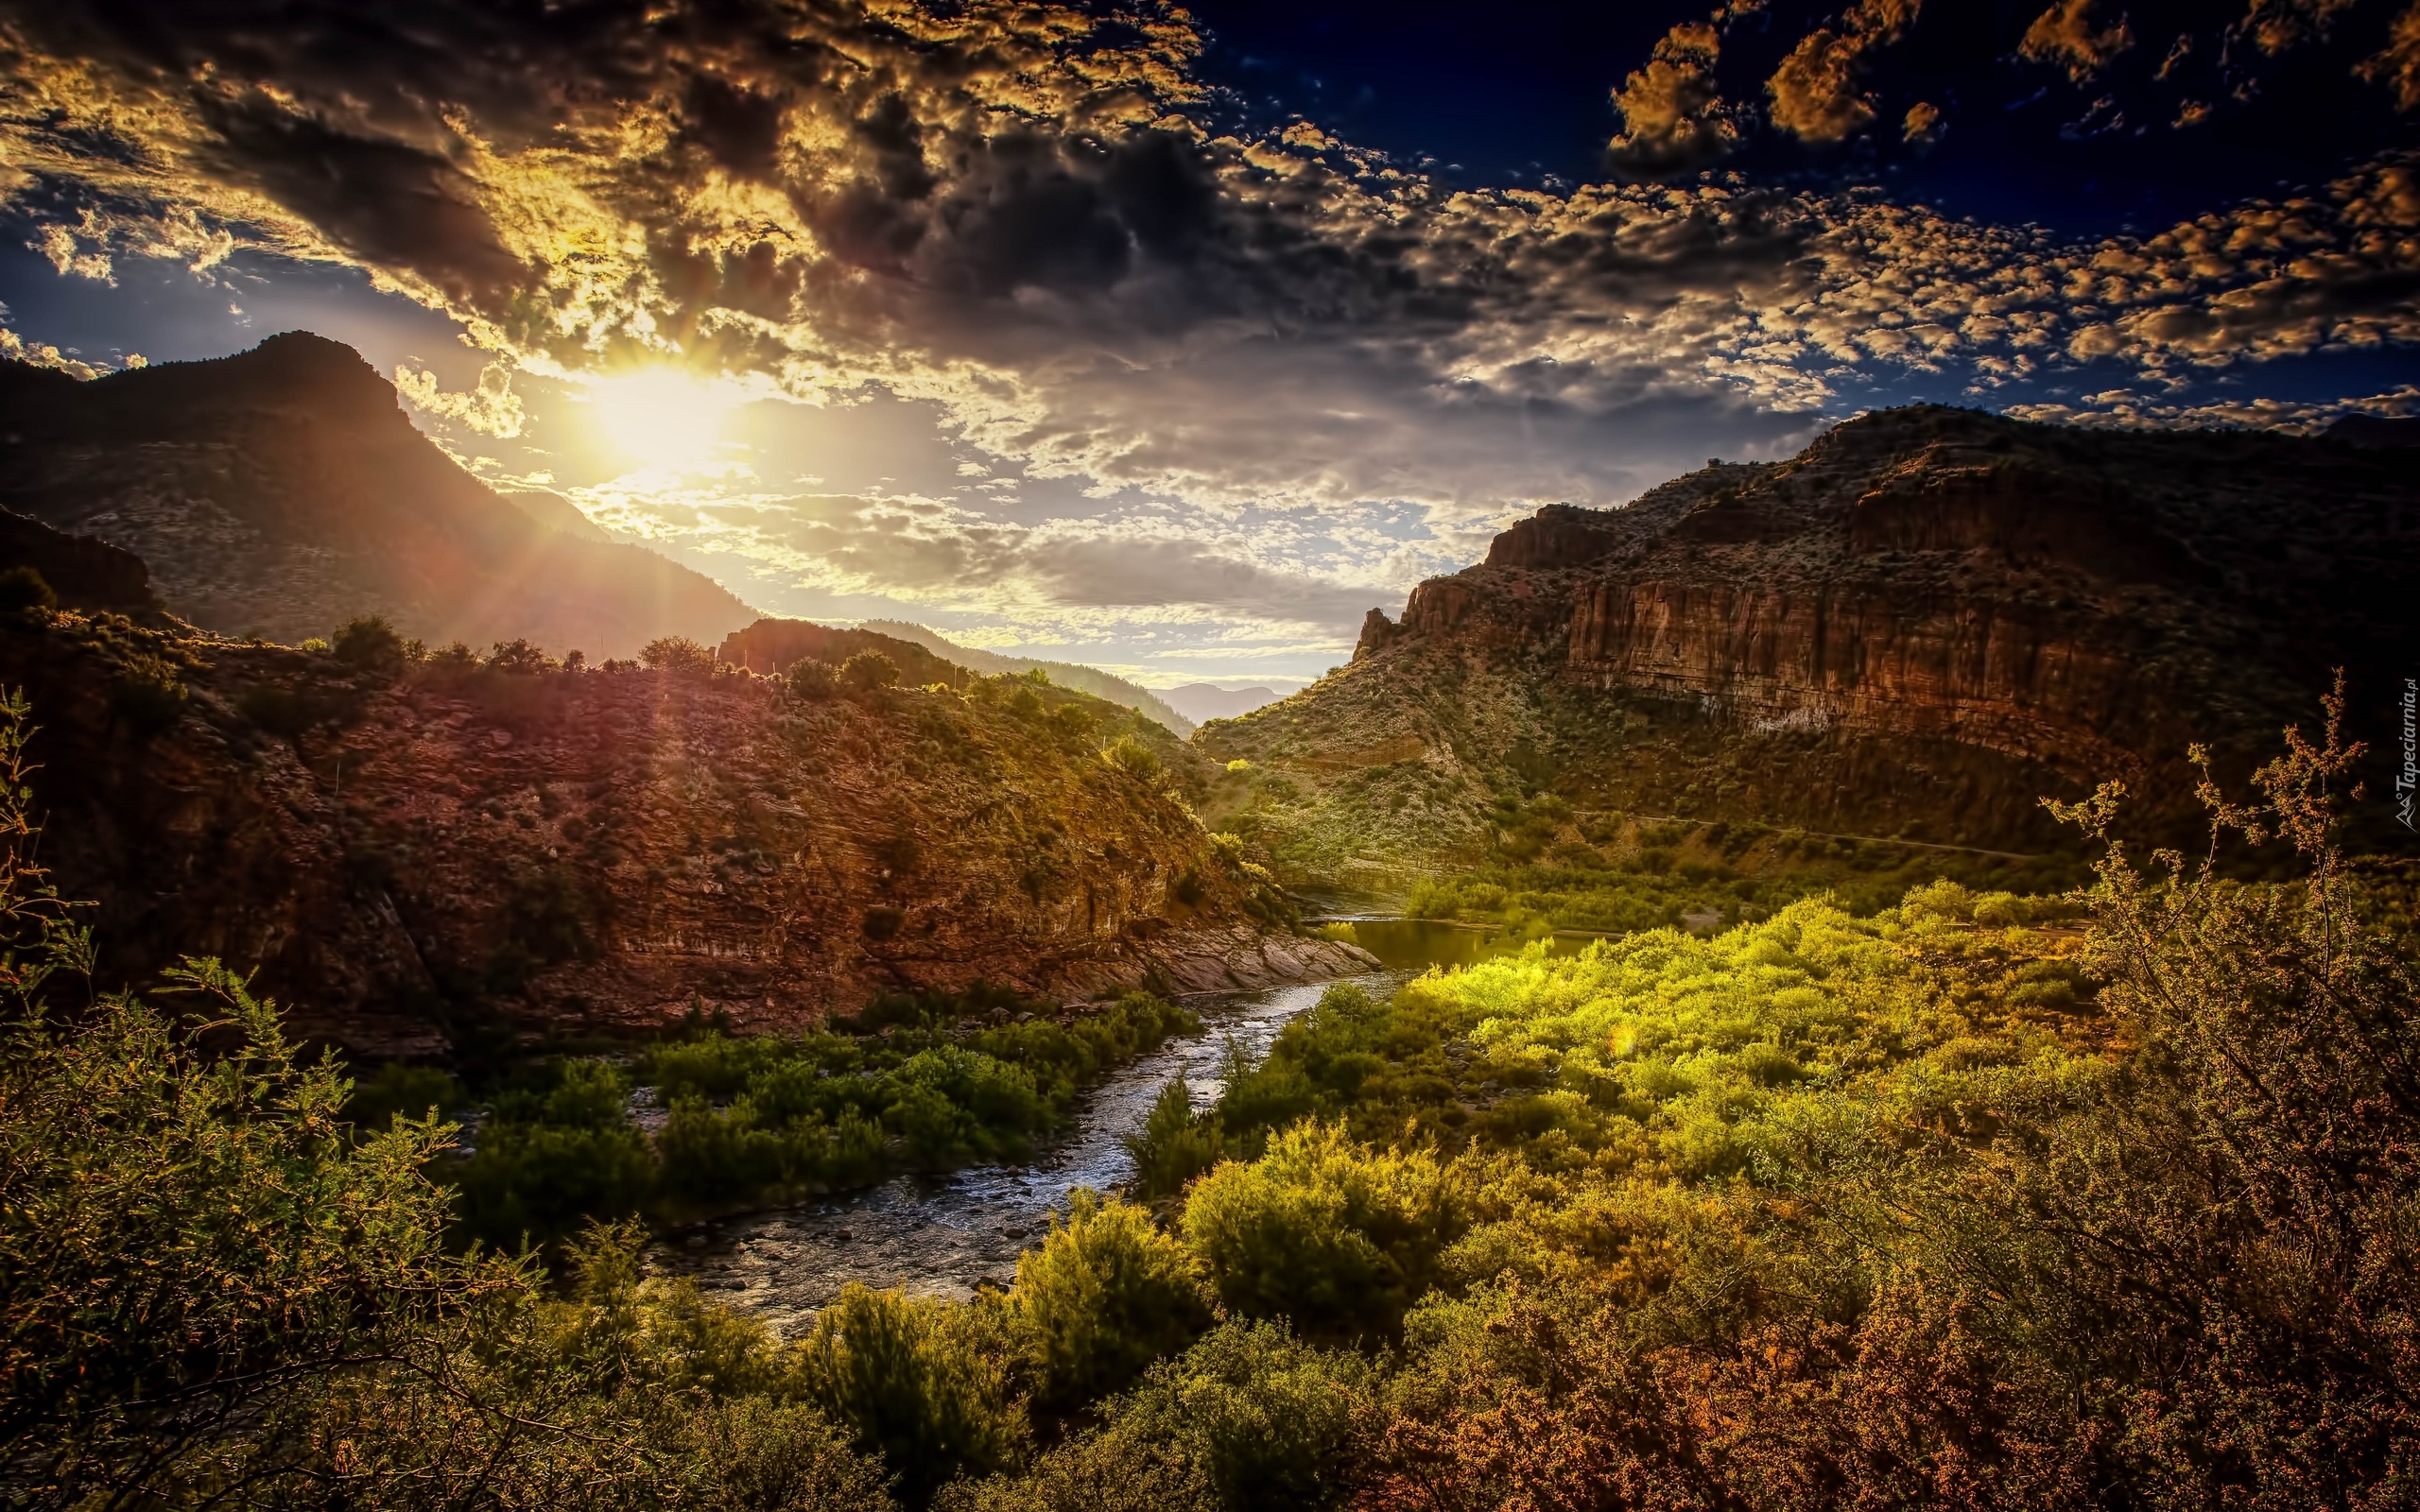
[{"xmin": 581, "ymin": 368, "xmax": 743, "ymax": 470}]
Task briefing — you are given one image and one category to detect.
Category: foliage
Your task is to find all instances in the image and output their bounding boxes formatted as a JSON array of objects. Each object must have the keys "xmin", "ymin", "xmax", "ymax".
[
  {"xmin": 1182, "ymin": 1120, "xmax": 1466, "ymax": 1339},
  {"xmin": 331, "ymin": 613, "xmax": 406, "ymax": 671},
  {"xmin": 1009, "ymin": 1189, "xmax": 1211, "ymax": 1410},
  {"xmin": 445, "ymin": 990, "xmax": 1200, "ymax": 1246},
  {"xmin": 1100, "ymin": 733, "xmax": 1163, "ymax": 783},
  {"xmin": 803, "ymin": 1285, "xmax": 1023, "ymax": 1507},
  {"xmin": 0, "ymin": 565, "xmax": 56, "ymax": 619},
  {"xmin": 786, "ymin": 656, "xmax": 840, "ymax": 699},
  {"xmin": 640, "ymin": 635, "xmax": 716, "ymax": 676},
  {"xmin": 943, "ymin": 1319, "xmax": 1374, "ymax": 1512},
  {"xmin": 0, "ymin": 688, "xmax": 896, "ymax": 1509},
  {"xmin": 842, "ymin": 650, "xmax": 901, "ymax": 694},
  {"xmin": 110, "ymin": 654, "xmax": 187, "ymax": 734}
]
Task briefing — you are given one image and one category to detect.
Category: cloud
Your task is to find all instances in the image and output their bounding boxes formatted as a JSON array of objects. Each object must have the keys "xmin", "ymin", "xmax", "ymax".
[
  {"xmin": 2361, "ymin": 1, "xmax": 2420, "ymax": 110},
  {"xmin": 2017, "ymin": 0, "xmax": 2136, "ymax": 82},
  {"xmin": 2005, "ymin": 382, "xmax": 2420, "ymax": 431},
  {"xmin": 576, "ymin": 482, "xmax": 1389, "ymax": 637},
  {"xmin": 395, "ymin": 361, "xmax": 526, "ymax": 438},
  {"xmin": 2238, "ymin": 0, "xmax": 2363, "ymax": 58},
  {"xmin": 0, "ymin": 0, "xmax": 2414, "ymax": 592},
  {"xmin": 1608, "ymin": 22, "xmax": 1738, "ymax": 178},
  {"xmin": 1765, "ymin": 0, "xmax": 1922, "ymax": 144}
]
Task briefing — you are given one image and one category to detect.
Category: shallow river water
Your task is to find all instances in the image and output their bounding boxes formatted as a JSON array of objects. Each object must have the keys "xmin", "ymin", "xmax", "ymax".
[
  {"xmin": 648, "ymin": 919, "xmax": 1594, "ymax": 1337},
  {"xmin": 649, "ymin": 970, "xmax": 1412, "ymax": 1337}
]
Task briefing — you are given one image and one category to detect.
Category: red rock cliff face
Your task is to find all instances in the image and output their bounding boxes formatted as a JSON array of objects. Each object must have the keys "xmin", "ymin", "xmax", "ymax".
[
  {"xmin": 1277, "ymin": 405, "xmax": 2419, "ymax": 852},
  {"xmin": 0, "ymin": 617, "xmax": 1363, "ymax": 1058}
]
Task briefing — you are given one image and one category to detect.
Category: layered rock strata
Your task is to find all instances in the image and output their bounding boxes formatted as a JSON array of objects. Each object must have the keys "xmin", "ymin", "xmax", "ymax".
[
  {"xmin": 1213, "ymin": 405, "xmax": 2419, "ymax": 865},
  {"xmin": 2, "ymin": 613, "xmax": 1369, "ymax": 1059}
]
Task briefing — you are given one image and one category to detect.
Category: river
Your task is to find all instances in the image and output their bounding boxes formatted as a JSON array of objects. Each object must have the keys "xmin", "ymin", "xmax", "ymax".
[{"xmin": 650, "ymin": 919, "xmax": 1580, "ymax": 1337}]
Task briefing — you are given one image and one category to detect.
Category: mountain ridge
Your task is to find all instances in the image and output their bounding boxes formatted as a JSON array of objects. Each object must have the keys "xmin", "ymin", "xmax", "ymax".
[
  {"xmin": 0, "ymin": 333, "xmax": 759, "ymax": 658},
  {"xmin": 855, "ymin": 621, "xmax": 1194, "ymax": 734},
  {"xmin": 1200, "ymin": 405, "xmax": 2420, "ymax": 882}
]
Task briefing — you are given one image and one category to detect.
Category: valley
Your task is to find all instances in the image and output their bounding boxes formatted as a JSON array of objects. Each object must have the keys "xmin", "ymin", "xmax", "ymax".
[{"xmin": 4, "ymin": 336, "xmax": 2415, "ymax": 1512}]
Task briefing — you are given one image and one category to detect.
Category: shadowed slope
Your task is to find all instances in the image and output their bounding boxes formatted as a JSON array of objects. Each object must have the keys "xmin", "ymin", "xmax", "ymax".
[{"xmin": 0, "ymin": 334, "xmax": 758, "ymax": 657}]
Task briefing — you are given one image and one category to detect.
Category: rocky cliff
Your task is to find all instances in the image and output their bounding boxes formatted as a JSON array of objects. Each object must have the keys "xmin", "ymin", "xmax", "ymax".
[
  {"xmin": 4, "ymin": 609, "xmax": 1368, "ymax": 1060},
  {"xmin": 1201, "ymin": 406, "xmax": 2419, "ymax": 878},
  {"xmin": 0, "ymin": 334, "xmax": 758, "ymax": 657}
]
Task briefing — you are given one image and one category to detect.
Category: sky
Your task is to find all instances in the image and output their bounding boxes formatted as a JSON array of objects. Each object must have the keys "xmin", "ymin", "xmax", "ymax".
[{"xmin": 0, "ymin": 0, "xmax": 2415, "ymax": 689}]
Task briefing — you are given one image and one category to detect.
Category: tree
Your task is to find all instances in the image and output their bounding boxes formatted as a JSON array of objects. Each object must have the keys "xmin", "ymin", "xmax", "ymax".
[
  {"xmin": 331, "ymin": 614, "xmax": 406, "ymax": 672},
  {"xmin": 640, "ymin": 636, "xmax": 716, "ymax": 676},
  {"xmin": 841, "ymin": 650, "xmax": 900, "ymax": 695}
]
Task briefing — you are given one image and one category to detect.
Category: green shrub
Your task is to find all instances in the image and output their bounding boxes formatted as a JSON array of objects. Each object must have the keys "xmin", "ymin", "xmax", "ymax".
[
  {"xmin": 948, "ymin": 1323, "xmax": 1370, "ymax": 1509},
  {"xmin": 450, "ymin": 1120, "xmax": 654, "ymax": 1250},
  {"xmin": 842, "ymin": 650, "xmax": 900, "ymax": 694},
  {"xmin": 804, "ymin": 1285, "xmax": 1024, "ymax": 1506},
  {"xmin": 1101, "ymin": 734, "xmax": 1163, "ymax": 783},
  {"xmin": 1011, "ymin": 1190, "xmax": 1212, "ymax": 1408},
  {"xmin": 1125, "ymin": 1077, "xmax": 1227, "ymax": 1199},
  {"xmin": 344, "ymin": 1062, "xmax": 463, "ymax": 1132},
  {"xmin": 1182, "ymin": 1121, "xmax": 1464, "ymax": 1338}
]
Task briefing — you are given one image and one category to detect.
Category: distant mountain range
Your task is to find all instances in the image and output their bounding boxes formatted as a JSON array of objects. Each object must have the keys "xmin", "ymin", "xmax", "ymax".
[
  {"xmin": 0, "ymin": 333, "xmax": 758, "ymax": 658},
  {"xmin": 856, "ymin": 621, "xmax": 1195, "ymax": 734},
  {"xmin": 1159, "ymin": 683, "xmax": 1285, "ymax": 724}
]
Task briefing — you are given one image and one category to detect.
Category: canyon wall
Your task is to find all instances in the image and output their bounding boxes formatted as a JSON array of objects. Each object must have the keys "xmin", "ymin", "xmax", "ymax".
[
  {"xmin": 1208, "ymin": 405, "xmax": 2418, "ymax": 871},
  {"xmin": 1, "ymin": 612, "xmax": 1361, "ymax": 1060}
]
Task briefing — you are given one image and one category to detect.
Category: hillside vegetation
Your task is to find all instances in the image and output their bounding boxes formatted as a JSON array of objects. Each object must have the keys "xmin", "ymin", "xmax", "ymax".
[
  {"xmin": 0, "ymin": 601, "xmax": 1309, "ymax": 1057},
  {"xmin": 856, "ymin": 621, "xmax": 1194, "ymax": 734},
  {"xmin": 1199, "ymin": 405, "xmax": 2419, "ymax": 881},
  {"xmin": 11, "ymin": 678, "xmax": 2416, "ymax": 1510}
]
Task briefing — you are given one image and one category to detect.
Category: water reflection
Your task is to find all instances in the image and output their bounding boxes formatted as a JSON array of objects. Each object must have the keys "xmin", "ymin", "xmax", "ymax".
[
  {"xmin": 1343, "ymin": 918, "xmax": 1592, "ymax": 971},
  {"xmin": 651, "ymin": 971, "xmax": 1414, "ymax": 1337}
]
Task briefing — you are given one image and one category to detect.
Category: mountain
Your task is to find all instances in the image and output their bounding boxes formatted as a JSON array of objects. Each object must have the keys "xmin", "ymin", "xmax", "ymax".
[
  {"xmin": 1161, "ymin": 683, "xmax": 1284, "ymax": 724},
  {"xmin": 0, "ymin": 333, "xmax": 758, "ymax": 658},
  {"xmin": 1198, "ymin": 405, "xmax": 2420, "ymax": 883},
  {"xmin": 856, "ymin": 620, "xmax": 1193, "ymax": 733},
  {"xmin": 2, "ymin": 602, "xmax": 1368, "ymax": 1058}
]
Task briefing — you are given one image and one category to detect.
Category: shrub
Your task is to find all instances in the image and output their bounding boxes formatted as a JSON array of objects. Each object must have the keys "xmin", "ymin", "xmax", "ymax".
[
  {"xmin": 331, "ymin": 613, "xmax": 406, "ymax": 671},
  {"xmin": 1125, "ymin": 1078, "xmax": 1227, "ymax": 1199},
  {"xmin": 1011, "ymin": 1190, "xmax": 1212, "ymax": 1408},
  {"xmin": 236, "ymin": 681, "xmax": 318, "ymax": 739},
  {"xmin": 0, "ymin": 959, "xmax": 487, "ymax": 1500},
  {"xmin": 344, "ymin": 1062, "xmax": 463, "ymax": 1132},
  {"xmin": 787, "ymin": 657, "xmax": 840, "ymax": 699},
  {"xmin": 1101, "ymin": 734, "xmax": 1163, "ymax": 783},
  {"xmin": 109, "ymin": 657, "xmax": 186, "ymax": 735},
  {"xmin": 641, "ymin": 636, "xmax": 716, "ymax": 676},
  {"xmin": 1030, "ymin": 1315, "xmax": 1384, "ymax": 1509},
  {"xmin": 1182, "ymin": 1121, "xmax": 1464, "ymax": 1338},
  {"xmin": 841, "ymin": 650, "xmax": 900, "ymax": 694},
  {"xmin": 0, "ymin": 566, "xmax": 56, "ymax": 619},
  {"xmin": 450, "ymin": 1119, "xmax": 654, "ymax": 1250},
  {"xmin": 803, "ymin": 1285, "xmax": 1024, "ymax": 1507},
  {"xmin": 487, "ymin": 637, "xmax": 558, "ymax": 674}
]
